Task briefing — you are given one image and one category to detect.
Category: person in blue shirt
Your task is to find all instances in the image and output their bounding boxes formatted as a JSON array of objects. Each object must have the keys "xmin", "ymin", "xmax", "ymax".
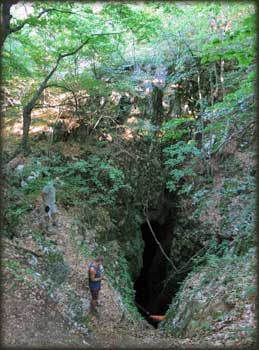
[{"xmin": 88, "ymin": 256, "xmax": 104, "ymax": 313}]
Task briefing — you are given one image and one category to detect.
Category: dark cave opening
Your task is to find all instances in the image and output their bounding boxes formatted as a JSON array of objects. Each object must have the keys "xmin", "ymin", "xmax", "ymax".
[
  {"xmin": 134, "ymin": 217, "xmax": 197, "ymax": 327},
  {"xmin": 134, "ymin": 221, "xmax": 173, "ymax": 327}
]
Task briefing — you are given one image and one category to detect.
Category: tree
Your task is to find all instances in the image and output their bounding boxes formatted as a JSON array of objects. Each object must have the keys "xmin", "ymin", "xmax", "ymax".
[
  {"xmin": 3, "ymin": 2, "xmax": 162, "ymax": 152},
  {"xmin": 2, "ymin": 1, "xmax": 255, "ymax": 154},
  {"xmin": 0, "ymin": 0, "xmax": 19, "ymax": 49},
  {"xmin": 21, "ymin": 37, "xmax": 91, "ymax": 151}
]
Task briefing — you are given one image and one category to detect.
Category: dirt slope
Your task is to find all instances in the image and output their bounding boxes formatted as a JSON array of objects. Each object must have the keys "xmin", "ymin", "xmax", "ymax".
[{"xmin": 0, "ymin": 206, "xmax": 212, "ymax": 349}]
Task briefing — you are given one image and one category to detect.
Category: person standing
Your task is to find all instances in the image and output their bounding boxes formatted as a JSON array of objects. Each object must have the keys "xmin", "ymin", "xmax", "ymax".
[
  {"xmin": 88, "ymin": 256, "xmax": 104, "ymax": 314},
  {"xmin": 41, "ymin": 180, "xmax": 58, "ymax": 230}
]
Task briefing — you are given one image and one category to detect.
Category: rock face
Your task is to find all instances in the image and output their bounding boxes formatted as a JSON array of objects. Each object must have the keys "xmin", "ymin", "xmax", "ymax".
[
  {"xmin": 161, "ymin": 247, "xmax": 256, "ymax": 346},
  {"xmin": 167, "ymin": 140, "xmax": 256, "ymax": 268},
  {"xmin": 2, "ymin": 55, "xmax": 256, "ymax": 348},
  {"xmin": 104, "ymin": 136, "xmax": 169, "ymax": 280},
  {"xmin": 159, "ymin": 134, "xmax": 256, "ymax": 346}
]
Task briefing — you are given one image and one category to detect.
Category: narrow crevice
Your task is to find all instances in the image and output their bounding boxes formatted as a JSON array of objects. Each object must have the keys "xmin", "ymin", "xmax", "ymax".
[
  {"xmin": 134, "ymin": 221, "xmax": 172, "ymax": 327},
  {"xmin": 134, "ymin": 216, "xmax": 194, "ymax": 327}
]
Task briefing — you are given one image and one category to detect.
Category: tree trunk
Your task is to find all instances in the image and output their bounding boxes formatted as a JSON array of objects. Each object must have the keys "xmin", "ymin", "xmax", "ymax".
[
  {"xmin": 151, "ymin": 85, "xmax": 163, "ymax": 125},
  {"xmin": 214, "ymin": 63, "xmax": 219, "ymax": 100},
  {"xmin": 0, "ymin": 1, "xmax": 19, "ymax": 49},
  {"xmin": 209, "ymin": 67, "xmax": 214, "ymax": 106},
  {"xmin": 21, "ymin": 82, "xmax": 52, "ymax": 153},
  {"xmin": 21, "ymin": 37, "xmax": 90, "ymax": 153},
  {"xmin": 220, "ymin": 58, "xmax": 225, "ymax": 98}
]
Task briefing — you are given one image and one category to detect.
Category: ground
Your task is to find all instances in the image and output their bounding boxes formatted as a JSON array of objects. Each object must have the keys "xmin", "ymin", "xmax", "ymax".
[
  {"xmin": 2, "ymin": 203, "xmax": 243, "ymax": 349},
  {"xmin": 2, "ymin": 111, "xmax": 256, "ymax": 348},
  {"xmin": 3, "ymin": 204, "xmax": 254, "ymax": 348}
]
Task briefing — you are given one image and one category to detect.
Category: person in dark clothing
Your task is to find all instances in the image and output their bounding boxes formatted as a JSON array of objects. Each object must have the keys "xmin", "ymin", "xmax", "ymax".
[{"xmin": 88, "ymin": 256, "xmax": 104, "ymax": 312}]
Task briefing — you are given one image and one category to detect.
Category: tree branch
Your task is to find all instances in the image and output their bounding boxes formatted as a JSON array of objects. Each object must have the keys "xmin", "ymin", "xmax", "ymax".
[
  {"xmin": 22, "ymin": 37, "xmax": 91, "ymax": 150},
  {"xmin": 59, "ymin": 37, "xmax": 90, "ymax": 59},
  {"xmin": 34, "ymin": 103, "xmax": 73, "ymax": 109},
  {"xmin": 32, "ymin": 8, "xmax": 90, "ymax": 19},
  {"xmin": 211, "ymin": 119, "xmax": 256, "ymax": 156},
  {"xmin": 83, "ymin": 30, "xmax": 127, "ymax": 37},
  {"xmin": 9, "ymin": 7, "xmax": 92, "ymax": 35},
  {"xmin": 46, "ymin": 84, "xmax": 79, "ymax": 113},
  {"xmin": 145, "ymin": 216, "xmax": 179, "ymax": 273},
  {"xmin": 25, "ymin": 37, "xmax": 90, "ymax": 110},
  {"xmin": 9, "ymin": 9, "xmax": 49, "ymax": 34}
]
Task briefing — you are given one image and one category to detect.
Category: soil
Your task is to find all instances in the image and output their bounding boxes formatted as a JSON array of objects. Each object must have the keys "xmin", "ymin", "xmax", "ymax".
[{"xmin": 1, "ymin": 206, "xmax": 217, "ymax": 349}]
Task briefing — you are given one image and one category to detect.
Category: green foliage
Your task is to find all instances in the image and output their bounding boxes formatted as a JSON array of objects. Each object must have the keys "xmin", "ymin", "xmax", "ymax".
[
  {"xmin": 2, "ymin": 152, "xmax": 128, "ymax": 238},
  {"xmin": 149, "ymin": 2, "xmax": 184, "ymax": 16},
  {"xmin": 4, "ymin": 202, "xmax": 31, "ymax": 230},
  {"xmin": 201, "ymin": 12, "xmax": 256, "ymax": 67},
  {"xmin": 76, "ymin": 239, "xmax": 90, "ymax": 258},
  {"xmin": 7, "ymin": 260, "xmax": 21, "ymax": 273},
  {"xmin": 16, "ymin": 154, "xmax": 127, "ymax": 208},
  {"xmin": 163, "ymin": 140, "xmax": 201, "ymax": 193},
  {"xmin": 105, "ymin": 250, "xmax": 140, "ymax": 319},
  {"xmin": 160, "ymin": 117, "xmax": 194, "ymax": 142},
  {"xmin": 2, "ymin": 259, "xmax": 33, "ymax": 285},
  {"xmin": 46, "ymin": 251, "xmax": 70, "ymax": 285},
  {"xmin": 161, "ymin": 246, "xmax": 256, "ymax": 336},
  {"xmin": 4, "ymin": 1, "xmax": 164, "ymax": 110},
  {"xmin": 203, "ymin": 71, "xmax": 255, "ymax": 124},
  {"xmin": 102, "ymin": 3, "xmax": 161, "ymax": 43},
  {"xmin": 68, "ymin": 74, "xmax": 110, "ymax": 95},
  {"xmin": 2, "ymin": 183, "xmax": 32, "ymax": 237},
  {"xmin": 221, "ymin": 176, "xmax": 256, "ymax": 255}
]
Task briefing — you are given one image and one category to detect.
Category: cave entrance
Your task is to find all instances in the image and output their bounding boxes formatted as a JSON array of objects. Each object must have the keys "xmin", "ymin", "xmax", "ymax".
[{"xmin": 134, "ymin": 220, "xmax": 173, "ymax": 327}]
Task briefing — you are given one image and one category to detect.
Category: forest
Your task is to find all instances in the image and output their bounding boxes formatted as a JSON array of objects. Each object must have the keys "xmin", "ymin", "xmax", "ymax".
[{"xmin": 1, "ymin": 1, "xmax": 257, "ymax": 348}]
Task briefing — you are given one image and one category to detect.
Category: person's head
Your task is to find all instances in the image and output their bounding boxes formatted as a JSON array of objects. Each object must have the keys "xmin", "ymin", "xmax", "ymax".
[
  {"xmin": 45, "ymin": 178, "xmax": 61, "ymax": 187},
  {"xmin": 47, "ymin": 180, "xmax": 54, "ymax": 187},
  {"xmin": 95, "ymin": 256, "xmax": 104, "ymax": 266}
]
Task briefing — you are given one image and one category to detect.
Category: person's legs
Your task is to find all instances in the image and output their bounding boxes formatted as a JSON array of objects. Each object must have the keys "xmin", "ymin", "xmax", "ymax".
[
  {"xmin": 90, "ymin": 289, "xmax": 99, "ymax": 310},
  {"xmin": 44, "ymin": 211, "xmax": 50, "ymax": 231},
  {"xmin": 51, "ymin": 210, "xmax": 61, "ymax": 227},
  {"xmin": 51, "ymin": 212, "xmax": 58, "ymax": 226}
]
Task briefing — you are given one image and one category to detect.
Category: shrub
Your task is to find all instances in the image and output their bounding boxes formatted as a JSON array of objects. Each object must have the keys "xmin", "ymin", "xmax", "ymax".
[{"xmin": 163, "ymin": 140, "xmax": 201, "ymax": 193}]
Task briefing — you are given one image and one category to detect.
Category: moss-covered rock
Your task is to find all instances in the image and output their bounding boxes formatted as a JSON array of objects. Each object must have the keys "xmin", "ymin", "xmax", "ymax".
[{"xmin": 161, "ymin": 248, "xmax": 256, "ymax": 343}]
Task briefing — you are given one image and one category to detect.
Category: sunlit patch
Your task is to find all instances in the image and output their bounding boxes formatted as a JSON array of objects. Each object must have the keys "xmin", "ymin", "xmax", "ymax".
[
  {"xmin": 11, "ymin": 3, "xmax": 33, "ymax": 20},
  {"xmin": 30, "ymin": 125, "xmax": 51, "ymax": 134},
  {"xmin": 109, "ymin": 91, "xmax": 121, "ymax": 105},
  {"xmin": 63, "ymin": 119, "xmax": 80, "ymax": 130},
  {"xmin": 100, "ymin": 96, "xmax": 105, "ymax": 107},
  {"xmin": 130, "ymin": 106, "xmax": 141, "ymax": 115},
  {"xmin": 156, "ymin": 130, "xmax": 164, "ymax": 138},
  {"xmin": 92, "ymin": 2, "xmax": 103, "ymax": 13},
  {"xmin": 6, "ymin": 122, "xmax": 23, "ymax": 136},
  {"xmin": 126, "ymin": 117, "xmax": 138, "ymax": 124},
  {"xmin": 122, "ymin": 128, "xmax": 134, "ymax": 140}
]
